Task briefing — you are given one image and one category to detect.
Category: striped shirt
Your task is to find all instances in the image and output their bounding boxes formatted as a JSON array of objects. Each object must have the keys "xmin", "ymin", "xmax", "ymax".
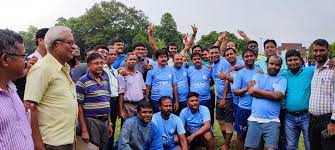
[
  {"xmin": 0, "ymin": 81, "xmax": 33, "ymax": 150},
  {"xmin": 76, "ymin": 72, "xmax": 111, "ymax": 117},
  {"xmin": 309, "ymin": 59, "xmax": 335, "ymax": 120}
]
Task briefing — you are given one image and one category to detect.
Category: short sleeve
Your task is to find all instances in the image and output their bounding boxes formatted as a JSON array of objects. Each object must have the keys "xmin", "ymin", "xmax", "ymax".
[
  {"xmin": 172, "ymin": 69, "xmax": 177, "ymax": 85},
  {"xmin": 24, "ymin": 66, "xmax": 50, "ymax": 103},
  {"xmin": 201, "ymin": 106, "xmax": 211, "ymax": 123},
  {"xmin": 179, "ymin": 109, "xmax": 186, "ymax": 126},
  {"xmin": 274, "ymin": 77, "xmax": 287, "ymax": 95},
  {"xmin": 76, "ymin": 80, "xmax": 86, "ymax": 104},
  {"xmin": 175, "ymin": 116, "xmax": 186, "ymax": 135},
  {"xmin": 117, "ymin": 75, "xmax": 126, "ymax": 94},
  {"xmin": 146, "ymin": 70, "xmax": 153, "ymax": 86},
  {"xmin": 231, "ymin": 72, "xmax": 241, "ymax": 90}
]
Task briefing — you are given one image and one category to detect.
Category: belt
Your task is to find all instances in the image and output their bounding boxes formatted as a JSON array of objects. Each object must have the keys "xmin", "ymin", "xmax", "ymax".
[
  {"xmin": 124, "ymin": 101, "xmax": 140, "ymax": 105},
  {"xmin": 87, "ymin": 116, "xmax": 109, "ymax": 121},
  {"xmin": 310, "ymin": 113, "xmax": 332, "ymax": 120},
  {"xmin": 287, "ymin": 110, "xmax": 308, "ymax": 116}
]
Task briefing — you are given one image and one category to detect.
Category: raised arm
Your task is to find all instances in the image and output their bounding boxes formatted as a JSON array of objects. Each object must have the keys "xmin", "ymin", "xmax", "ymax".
[
  {"xmin": 237, "ymin": 30, "xmax": 251, "ymax": 42},
  {"xmin": 148, "ymin": 23, "xmax": 159, "ymax": 51},
  {"xmin": 219, "ymin": 32, "xmax": 228, "ymax": 53},
  {"xmin": 182, "ymin": 24, "xmax": 198, "ymax": 53}
]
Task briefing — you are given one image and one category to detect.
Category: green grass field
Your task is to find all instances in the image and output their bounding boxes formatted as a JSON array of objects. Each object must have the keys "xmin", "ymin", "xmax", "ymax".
[{"xmin": 113, "ymin": 118, "xmax": 306, "ymax": 150}]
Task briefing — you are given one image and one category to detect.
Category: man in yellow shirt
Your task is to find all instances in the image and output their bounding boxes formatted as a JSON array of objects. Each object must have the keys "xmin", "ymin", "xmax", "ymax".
[{"xmin": 24, "ymin": 26, "xmax": 78, "ymax": 150}]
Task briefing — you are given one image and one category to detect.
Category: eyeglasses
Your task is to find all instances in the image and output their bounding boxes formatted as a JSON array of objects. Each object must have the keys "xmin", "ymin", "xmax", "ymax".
[
  {"xmin": 56, "ymin": 40, "xmax": 76, "ymax": 46},
  {"xmin": 5, "ymin": 52, "xmax": 28, "ymax": 60}
]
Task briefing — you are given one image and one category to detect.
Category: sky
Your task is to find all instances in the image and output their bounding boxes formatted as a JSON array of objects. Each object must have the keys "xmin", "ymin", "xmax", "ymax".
[{"xmin": 1, "ymin": 0, "xmax": 334, "ymax": 48}]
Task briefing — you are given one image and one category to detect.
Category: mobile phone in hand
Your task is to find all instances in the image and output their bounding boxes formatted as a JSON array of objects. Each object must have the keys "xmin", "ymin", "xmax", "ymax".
[{"xmin": 321, "ymin": 129, "xmax": 333, "ymax": 139}]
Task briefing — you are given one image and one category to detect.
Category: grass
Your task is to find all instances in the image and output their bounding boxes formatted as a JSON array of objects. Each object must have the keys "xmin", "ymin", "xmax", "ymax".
[{"xmin": 113, "ymin": 117, "xmax": 306, "ymax": 150}]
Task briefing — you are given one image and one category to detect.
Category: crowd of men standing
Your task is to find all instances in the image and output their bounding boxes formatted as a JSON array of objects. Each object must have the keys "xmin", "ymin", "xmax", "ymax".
[{"xmin": 0, "ymin": 24, "xmax": 334, "ymax": 150}]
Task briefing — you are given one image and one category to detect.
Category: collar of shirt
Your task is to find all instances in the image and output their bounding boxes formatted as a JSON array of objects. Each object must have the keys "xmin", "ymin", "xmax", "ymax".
[
  {"xmin": 288, "ymin": 67, "xmax": 304, "ymax": 76},
  {"xmin": 317, "ymin": 59, "xmax": 330, "ymax": 71},
  {"xmin": 0, "ymin": 81, "xmax": 17, "ymax": 93},
  {"xmin": 46, "ymin": 53, "xmax": 68, "ymax": 72},
  {"xmin": 86, "ymin": 71, "xmax": 107, "ymax": 82}
]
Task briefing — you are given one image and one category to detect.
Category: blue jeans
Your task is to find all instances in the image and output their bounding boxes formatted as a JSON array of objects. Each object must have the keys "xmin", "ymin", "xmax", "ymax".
[
  {"xmin": 285, "ymin": 112, "xmax": 310, "ymax": 150},
  {"xmin": 245, "ymin": 121, "xmax": 280, "ymax": 149}
]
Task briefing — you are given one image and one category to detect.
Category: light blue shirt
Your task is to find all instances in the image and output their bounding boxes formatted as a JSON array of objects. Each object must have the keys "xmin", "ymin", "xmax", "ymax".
[
  {"xmin": 250, "ymin": 74, "xmax": 287, "ymax": 120},
  {"xmin": 179, "ymin": 105, "xmax": 211, "ymax": 134},
  {"xmin": 255, "ymin": 56, "xmax": 287, "ymax": 74},
  {"xmin": 173, "ymin": 65, "xmax": 189, "ymax": 102},
  {"xmin": 112, "ymin": 54, "xmax": 126, "ymax": 69},
  {"xmin": 231, "ymin": 67, "xmax": 261, "ymax": 110},
  {"xmin": 212, "ymin": 59, "xmax": 231, "ymax": 99},
  {"xmin": 146, "ymin": 66, "xmax": 177, "ymax": 101},
  {"xmin": 152, "ymin": 112, "xmax": 186, "ymax": 149},
  {"xmin": 280, "ymin": 66, "xmax": 314, "ymax": 112},
  {"xmin": 187, "ymin": 66, "xmax": 212, "ymax": 101}
]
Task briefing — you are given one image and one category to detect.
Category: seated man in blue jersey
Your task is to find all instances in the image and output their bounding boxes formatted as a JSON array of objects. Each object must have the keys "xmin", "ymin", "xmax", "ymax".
[
  {"xmin": 117, "ymin": 100, "xmax": 163, "ymax": 149},
  {"xmin": 76, "ymin": 53, "xmax": 113, "ymax": 149},
  {"xmin": 179, "ymin": 92, "xmax": 214, "ymax": 150},
  {"xmin": 231, "ymin": 48, "xmax": 260, "ymax": 150},
  {"xmin": 146, "ymin": 49, "xmax": 179, "ymax": 113},
  {"xmin": 245, "ymin": 55, "xmax": 287, "ymax": 150},
  {"xmin": 152, "ymin": 96, "xmax": 188, "ymax": 150}
]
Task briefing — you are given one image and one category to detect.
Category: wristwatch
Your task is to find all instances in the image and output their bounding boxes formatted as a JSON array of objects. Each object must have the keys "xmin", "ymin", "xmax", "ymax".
[{"xmin": 330, "ymin": 119, "xmax": 335, "ymax": 124}]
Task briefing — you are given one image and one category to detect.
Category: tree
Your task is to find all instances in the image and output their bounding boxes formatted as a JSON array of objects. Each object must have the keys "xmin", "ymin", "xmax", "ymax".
[
  {"xmin": 56, "ymin": 1, "xmax": 149, "ymax": 53},
  {"xmin": 155, "ymin": 13, "xmax": 182, "ymax": 49},
  {"xmin": 19, "ymin": 25, "xmax": 38, "ymax": 54}
]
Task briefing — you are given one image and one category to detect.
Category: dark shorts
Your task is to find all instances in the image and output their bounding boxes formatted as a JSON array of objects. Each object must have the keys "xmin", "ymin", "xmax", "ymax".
[
  {"xmin": 216, "ymin": 98, "xmax": 234, "ymax": 123},
  {"xmin": 234, "ymin": 107, "xmax": 251, "ymax": 137}
]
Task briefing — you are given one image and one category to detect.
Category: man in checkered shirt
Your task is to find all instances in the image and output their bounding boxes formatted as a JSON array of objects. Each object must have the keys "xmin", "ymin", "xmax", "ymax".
[{"xmin": 309, "ymin": 39, "xmax": 335, "ymax": 150}]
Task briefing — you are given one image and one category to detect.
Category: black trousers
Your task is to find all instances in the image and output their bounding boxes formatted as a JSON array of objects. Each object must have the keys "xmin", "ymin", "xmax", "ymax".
[
  {"xmin": 309, "ymin": 113, "xmax": 335, "ymax": 150},
  {"xmin": 107, "ymin": 97, "xmax": 118, "ymax": 148}
]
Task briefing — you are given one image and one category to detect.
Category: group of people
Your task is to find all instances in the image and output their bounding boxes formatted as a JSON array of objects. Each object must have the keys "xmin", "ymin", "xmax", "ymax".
[{"xmin": 0, "ymin": 24, "xmax": 334, "ymax": 150}]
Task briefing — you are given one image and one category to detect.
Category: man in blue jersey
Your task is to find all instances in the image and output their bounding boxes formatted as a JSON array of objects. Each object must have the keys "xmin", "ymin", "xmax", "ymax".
[
  {"xmin": 231, "ymin": 48, "xmax": 260, "ymax": 150},
  {"xmin": 152, "ymin": 96, "xmax": 188, "ymax": 150},
  {"xmin": 280, "ymin": 49, "xmax": 312, "ymax": 150},
  {"xmin": 187, "ymin": 52, "xmax": 212, "ymax": 109},
  {"xmin": 245, "ymin": 55, "xmax": 287, "ymax": 150},
  {"xmin": 118, "ymin": 100, "xmax": 163, "ymax": 149},
  {"xmin": 179, "ymin": 92, "xmax": 214, "ymax": 150},
  {"xmin": 146, "ymin": 49, "xmax": 179, "ymax": 113},
  {"xmin": 173, "ymin": 53, "xmax": 189, "ymax": 115}
]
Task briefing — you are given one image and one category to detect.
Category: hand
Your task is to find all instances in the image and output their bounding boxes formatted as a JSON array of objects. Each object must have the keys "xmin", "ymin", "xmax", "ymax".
[
  {"xmin": 107, "ymin": 124, "xmax": 114, "ymax": 137},
  {"xmin": 34, "ymin": 140, "xmax": 46, "ymax": 150},
  {"xmin": 228, "ymin": 66, "xmax": 236, "ymax": 73},
  {"xmin": 218, "ymin": 71, "xmax": 230, "ymax": 80},
  {"xmin": 174, "ymin": 101, "xmax": 179, "ymax": 112},
  {"xmin": 222, "ymin": 31, "xmax": 228, "ymax": 41},
  {"xmin": 118, "ymin": 68, "xmax": 129, "ymax": 76},
  {"xmin": 182, "ymin": 33, "xmax": 188, "ymax": 41},
  {"xmin": 237, "ymin": 30, "xmax": 247, "ymax": 38},
  {"xmin": 219, "ymin": 98, "xmax": 226, "ymax": 108},
  {"xmin": 147, "ymin": 23, "xmax": 154, "ymax": 34},
  {"xmin": 327, "ymin": 122, "xmax": 335, "ymax": 136},
  {"xmin": 119, "ymin": 110, "xmax": 125, "ymax": 119},
  {"xmin": 186, "ymin": 135, "xmax": 195, "ymax": 144},
  {"xmin": 256, "ymin": 70, "xmax": 263, "ymax": 74},
  {"xmin": 191, "ymin": 24, "xmax": 198, "ymax": 35},
  {"xmin": 142, "ymin": 59, "xmax": 152, "ymax": 70},
  {"xmin": 81, "ymin": 131, "xmax": 90, "ymax": 143}
]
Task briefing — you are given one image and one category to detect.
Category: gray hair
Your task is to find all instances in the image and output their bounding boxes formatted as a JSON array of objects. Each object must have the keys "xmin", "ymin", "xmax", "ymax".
[
  {"xmin": 0, "ymin": 29, "xmax": 23, "ymax": 54},
  {"xmin": 44, "ymin": 26, "xmax": 71, "ymax": 52}
]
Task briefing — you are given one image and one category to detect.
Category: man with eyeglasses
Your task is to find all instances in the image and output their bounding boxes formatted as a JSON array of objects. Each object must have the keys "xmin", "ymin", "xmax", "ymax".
[
  {"xmin": 119, "ymin": 42, "xmax": 153, "ymax": 77},
  {"xmin": 24, "ymin": 26, "xmax": 78, "ymax": 150},
  {"xmin": 0, "ymin": 29, "xmax": 34, "ymax": 150}
]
